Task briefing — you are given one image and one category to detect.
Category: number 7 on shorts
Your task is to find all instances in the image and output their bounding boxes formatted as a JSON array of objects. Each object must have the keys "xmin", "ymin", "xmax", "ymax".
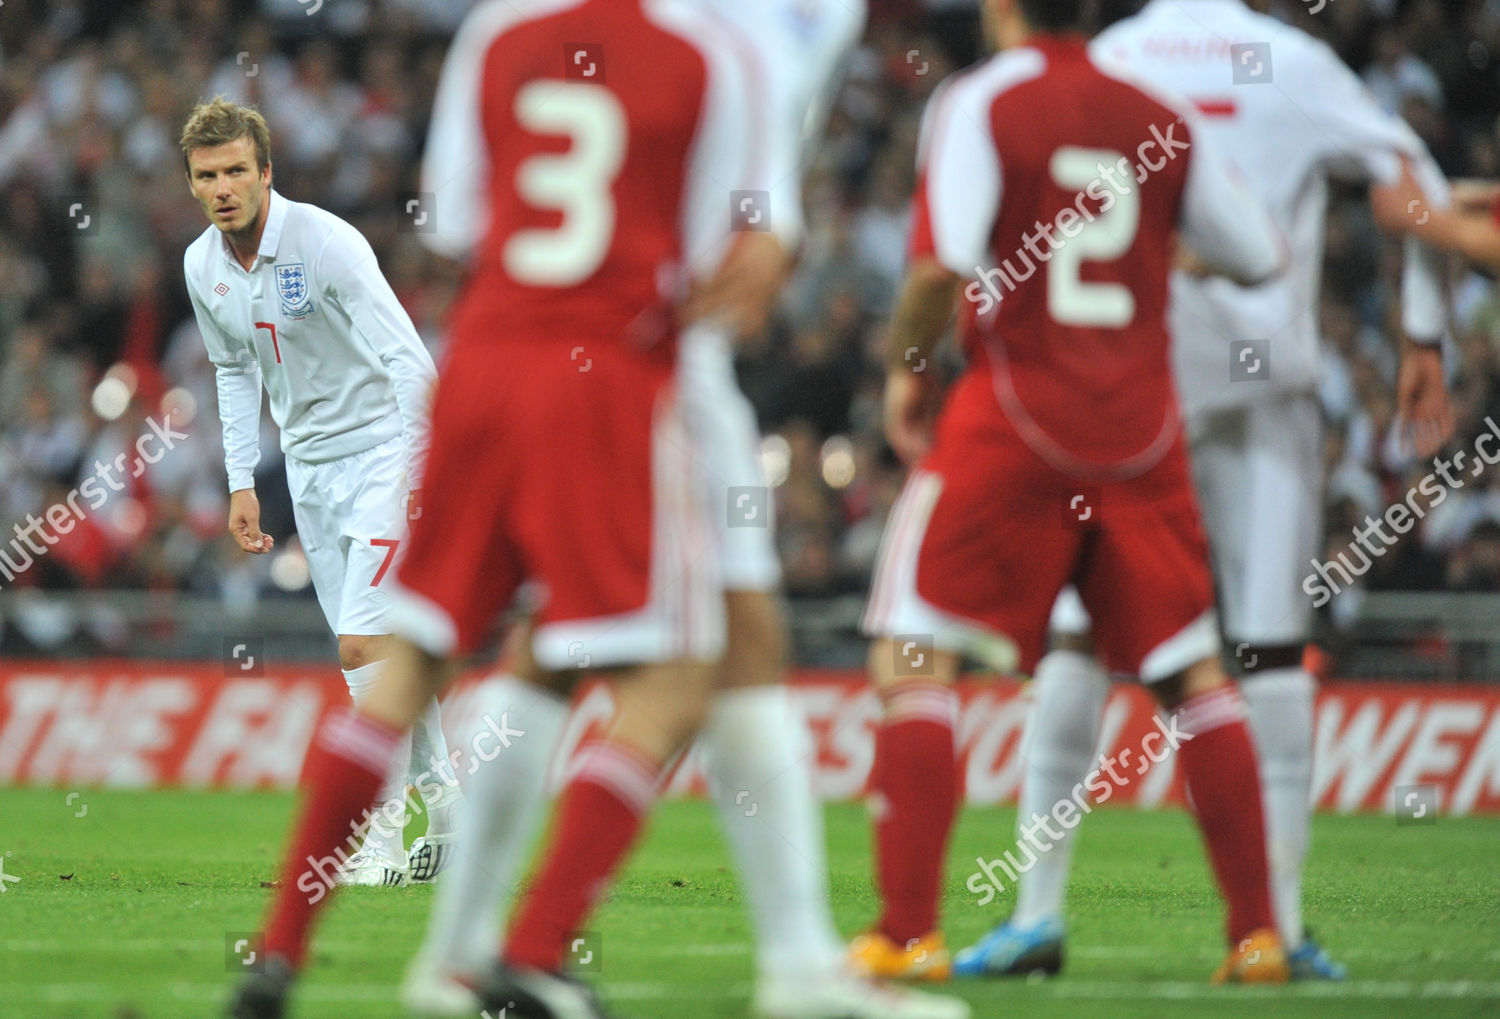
[{"xmin": 370, "ymin": 538, "xmax": 400, "ymax": 586}]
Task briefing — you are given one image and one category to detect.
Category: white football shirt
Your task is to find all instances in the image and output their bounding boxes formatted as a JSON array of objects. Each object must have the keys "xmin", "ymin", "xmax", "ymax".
[
  {"xmin": 705, "ymin": 0, "xmax": 867, "ymax": 248},
  {"xmin": 1094, "ymin": 0, "xmax": 1451, "ymax": 417},
  {"xmin": 672, "ymin": 0, "xmax": 864, "ymax": 365},
  {"xmin": 184, "ymin": 191, "xmax": 437, "ymax": 492}
]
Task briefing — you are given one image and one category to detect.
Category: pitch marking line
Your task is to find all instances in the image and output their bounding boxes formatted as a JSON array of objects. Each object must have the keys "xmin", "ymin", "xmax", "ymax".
[{"xmin": 7, "ymin": 979, "xmax": 1498, "ymax": 1005}]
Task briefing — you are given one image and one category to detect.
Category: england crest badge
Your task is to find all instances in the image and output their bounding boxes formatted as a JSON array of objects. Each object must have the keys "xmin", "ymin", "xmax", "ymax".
[{"xmin": 275, "ymin": 262, "xmax": 314, "ymax": 318}]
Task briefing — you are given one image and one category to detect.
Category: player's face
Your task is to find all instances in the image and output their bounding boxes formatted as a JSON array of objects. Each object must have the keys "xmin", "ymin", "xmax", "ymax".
[{"xmin": 186, "ymin": 136, "xmax": 271, "ymax": 238}]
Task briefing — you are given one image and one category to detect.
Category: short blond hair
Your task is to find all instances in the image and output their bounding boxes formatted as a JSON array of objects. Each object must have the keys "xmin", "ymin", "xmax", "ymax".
[{"xmin": 180, "ymin": 97, "xmax": 272, "ymax": 174}]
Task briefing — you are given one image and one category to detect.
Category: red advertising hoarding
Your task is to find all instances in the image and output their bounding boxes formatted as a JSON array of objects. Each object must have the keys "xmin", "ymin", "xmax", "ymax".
[{"xmin": 2, "ymin": 663, "xmax": 1497, "ymax": 815}]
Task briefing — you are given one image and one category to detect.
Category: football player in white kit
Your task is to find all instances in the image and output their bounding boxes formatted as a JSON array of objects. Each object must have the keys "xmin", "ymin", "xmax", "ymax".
[
  {"xmin": 951, "ymin": 0, "xmax": 1486, "ymax": 981},
  {"xmin": 181, "ymin": 98, "xmax": 461, "ymax": 888},
  {"xmin": 399, "ymin": 3, "xmax": 963, "ymax": 1018}
]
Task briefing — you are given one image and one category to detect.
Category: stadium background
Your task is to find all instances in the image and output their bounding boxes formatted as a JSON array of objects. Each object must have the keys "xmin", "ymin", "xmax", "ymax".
[
  {"xmin": 0, "ymin": 3, "xmax": 1498, "ymax": 1017},
  {"xmin": 0, "ymin": 0, "xmax": 1498, "ymax": 788}
]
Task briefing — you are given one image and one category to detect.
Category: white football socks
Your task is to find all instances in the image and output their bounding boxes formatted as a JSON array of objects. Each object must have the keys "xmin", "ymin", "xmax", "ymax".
[
  {"xmin": 1011, "ymin": 650, "xmax": 1110, "ymax": 929},
  {"xmin": 410, "ymin": 696, "xmax": 460, "ymax": 837},
  {"xmin": 1240, "ymin": 666, "xmax": 1315, "ymax": 951},
  {"xmin": 700, "ymin": 685, "xmax": 845, "ymax": 984},
  {"xmin": 418, "ymin": 674, "xmax": 569, "ymax": 978},
  {"xmin": 344, "ymin": 660, "xmax": 412, "ymax": 865}
]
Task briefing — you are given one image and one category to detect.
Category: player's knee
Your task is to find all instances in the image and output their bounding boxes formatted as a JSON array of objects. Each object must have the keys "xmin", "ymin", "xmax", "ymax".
[
  {"xmin": 338, "ymin": 635, "xmax": 382, "ymax": 672},
  {"xmin": 867, "ymin": 636, "xmax": 959, "ymax": 692},
  {"xmin": 1152, "ymin": 655, "xmax": 1229, "ymax": 711}
]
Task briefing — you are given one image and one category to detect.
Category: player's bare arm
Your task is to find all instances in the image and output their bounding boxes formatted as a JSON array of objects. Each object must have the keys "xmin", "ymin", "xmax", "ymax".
[
  {"xmin": 883, "ymin": 255, "xmax": 958, "ymax": 465},
  {"xmin": 680, "ymin": 232, "xmax": 791, "ymax": 339},
  {"xmin": 228, "ymin": 487, "xmax": 274, "ymax": 554},
  {"xmin": 1448, "ymin": 178, "xmax": 1500, "ymax": 212},
  {"xmin": 1372, "ymin": 162, "xmax": 1500, "ymax": 271}
]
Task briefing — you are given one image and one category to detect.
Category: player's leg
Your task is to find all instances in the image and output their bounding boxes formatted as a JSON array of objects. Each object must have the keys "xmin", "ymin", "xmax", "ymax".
[
  {"xmin": 680, "ymin": 334, "xmax": 844, "ymax": 984},
  {"xmin": 1149, "ymin": 657, "xmax": 1284, "ymax": 983},
  {"xmin": 686, "ymin": 334, "xmax": 967, "ymax": 1019},
  {"xmin": 852, "ymin": 410, "xmax": 1066, "ymax": 983},
  {"xmin": 704, "ymin": 589, "xmax": 845, "ymax": 982},
  {"xmin": 849, "ymin": 635, "xmax": 963, "ymax": 981},
  {"xmin": 404, "ymin": 689, "xmax": 465, "ymax": 882},
  {"xmin": 1192, "ymin": 397, "xmax": 1340, "ymax": 977},
  {"xmin": 953, "ymin": 589, "xmax": 1109, "ymax": 978},
  {"xmin": 274, "ymin": 455, "xmax": 415, "ymax": 888},
  {"xmin": 331, "ymin": 438, "xmax": 465, "ymax": 882},
  {"xmin": 1011, "ymin": 639, "xmax": 1109, "ymax": 931},
  {"xmin": 465, "ymin": 348, "xmax": 725, "ymax": 1016},
  {"xmin": 231, "ymin": 636, "xmax": 457, "ymax": 1019},
  {"xmin": 231, "ymin": 359, "xmax": 529, "ymax": 1018},
  {"xmin": 501, "ymin": 657, "xmax": 716, "ymax": 966},
  {"xmin": 1081, "ymin": 447, "xmax": 1285, "ymax": 984},
  {"xmin": 335, "ymin": 436, "xmax": 465, "ymax": 882},
  {"xmin": 336, "ymin": 632, "xmax": 414, "ymax": 886},
  {"xmin": 404, "ymin": 623, "xmax": 573, "ymax": 1003},
  {"xmin": 708, "ymin": 591, "xmax": 965, "ymax": 1019}
]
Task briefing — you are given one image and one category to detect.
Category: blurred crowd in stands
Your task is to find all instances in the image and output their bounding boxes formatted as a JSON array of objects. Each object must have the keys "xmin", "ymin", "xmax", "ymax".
[{"xmin": 1, "ymin": 0, "xmax": 1498, "ymax": 658}]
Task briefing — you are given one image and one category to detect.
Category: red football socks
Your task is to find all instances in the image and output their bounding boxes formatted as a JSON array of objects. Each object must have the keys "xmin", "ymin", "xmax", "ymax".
[
  {"xmin": 1174, "ymin": 686, "xmax": 1277, "ymax": 944},
  {"xmin": 504, "ymin": 740, "xmax": 661, "ymax": 972},
  {"xmin": 263, "ymin": 709, "xmax": 403, "ymax": 966},
  {"xmin": 873, "ymin": 680, "xmax": 959, "ymax": 945}
]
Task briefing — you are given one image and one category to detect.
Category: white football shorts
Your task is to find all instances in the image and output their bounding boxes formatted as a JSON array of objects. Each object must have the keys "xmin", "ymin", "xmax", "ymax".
[
  {"xmin": 285, "ymin": 434, "xmax": 409, "ymax": 637},
  {"xmin": 679, "ymin": 324, "xmax": 781, "ymax": 593}
]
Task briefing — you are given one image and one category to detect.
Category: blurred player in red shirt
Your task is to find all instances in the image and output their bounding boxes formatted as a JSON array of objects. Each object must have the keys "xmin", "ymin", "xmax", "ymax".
[
  {"xmin": 230, "ymin": 2, "xmax": 782, "ymax": 1016},
  {"xmin": 850, "ymin": 0, "xmax": 1291, "ymax": 985}
]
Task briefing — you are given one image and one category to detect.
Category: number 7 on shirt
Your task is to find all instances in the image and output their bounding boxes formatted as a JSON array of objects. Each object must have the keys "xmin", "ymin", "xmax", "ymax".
[{"xmin": 254, "ymin": 321, "xmax": 283, "ymax": 364}]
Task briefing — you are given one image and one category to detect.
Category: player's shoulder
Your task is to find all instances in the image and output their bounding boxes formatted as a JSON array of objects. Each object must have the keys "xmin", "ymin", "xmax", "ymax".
[
  {"xmin": 281, "ymin": 196, "xmax": 372, "ymax": 264},
  {"xmin": 183, "ymin": 225, "xmax": 221, "ymax": 287},
  {"xmin": 1087, "ymin": 51, "xmax": 1196, "ymax": 125},
  {"xmin": 710, "ymin": 0, "xmax": 865, "ymax": 53},
  {"xmin": 643, "ymin": 0, "xmax": 745, "ymax": 56},
  {"xmin": 938, "ymin": 47, "xmax": 1048, "ymax": 112},
  {"xmin": 815, "ymin": 0, "xmax": 867, "ymax": 51},
  {"xmin": 1096, "ymin": 0, "xmax": 1328, "ymax": 67},
  {"xmin": 914, "ymin": 50, "xmax": 1047, "ymax": 163},
  {"xmin": 918, "ymin": 49, "xmax": 1046, "ymax": 130}
]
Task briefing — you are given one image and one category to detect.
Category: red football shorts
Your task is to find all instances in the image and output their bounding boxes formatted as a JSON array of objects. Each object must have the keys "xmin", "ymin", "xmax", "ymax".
[
  {"xmin": 864, "ymin": 371, "xmax": 1218, "ymax": 680},
  {"xmin": 390, "ymin": 341, "xmax": 723, "ymax": 668}
]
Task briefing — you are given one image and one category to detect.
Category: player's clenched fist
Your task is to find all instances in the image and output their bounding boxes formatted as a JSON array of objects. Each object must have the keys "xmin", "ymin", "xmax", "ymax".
[{"xmin": 228, "ymin": 487, "xmax": 274, "ymax": 554}]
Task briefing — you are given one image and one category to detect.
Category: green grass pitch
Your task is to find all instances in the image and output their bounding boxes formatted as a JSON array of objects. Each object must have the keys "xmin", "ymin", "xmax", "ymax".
[{"xmin": 3, "ymin": 788, "xmax": 1498, "ymax": 1017}]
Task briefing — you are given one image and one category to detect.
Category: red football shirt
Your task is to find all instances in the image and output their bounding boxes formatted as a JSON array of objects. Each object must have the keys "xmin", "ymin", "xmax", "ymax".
[
  {"xmin": 421, "ymin": 0, "xmax": 762, "ymax": 359},
  {"xmin": 909, "ymin": 35, "xmax": 1279, "ymax": 477}
]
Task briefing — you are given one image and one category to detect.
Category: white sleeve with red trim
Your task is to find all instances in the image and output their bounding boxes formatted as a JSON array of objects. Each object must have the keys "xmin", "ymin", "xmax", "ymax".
[
  {"xmin": 1178, "ymin": 116, "xmax": 1282, "ymax": 286},
  {"xmin": 911, "ymin": 74, "xmax": 1002, "ymax": 274},
  {"xmin": 420, "ymin": 2, "xmax": 528, "ymax": 262},
  {"xmin": 663, "ymin": 6, "xmax": 759, "ymax": 282},
  {"xmin": 1299, "ymin": 38, "xmax": 1434, "ymax": 189},
  {"xmin": 1295, "ymin": 36, "xmax": 1451, "ymax": 341}
]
